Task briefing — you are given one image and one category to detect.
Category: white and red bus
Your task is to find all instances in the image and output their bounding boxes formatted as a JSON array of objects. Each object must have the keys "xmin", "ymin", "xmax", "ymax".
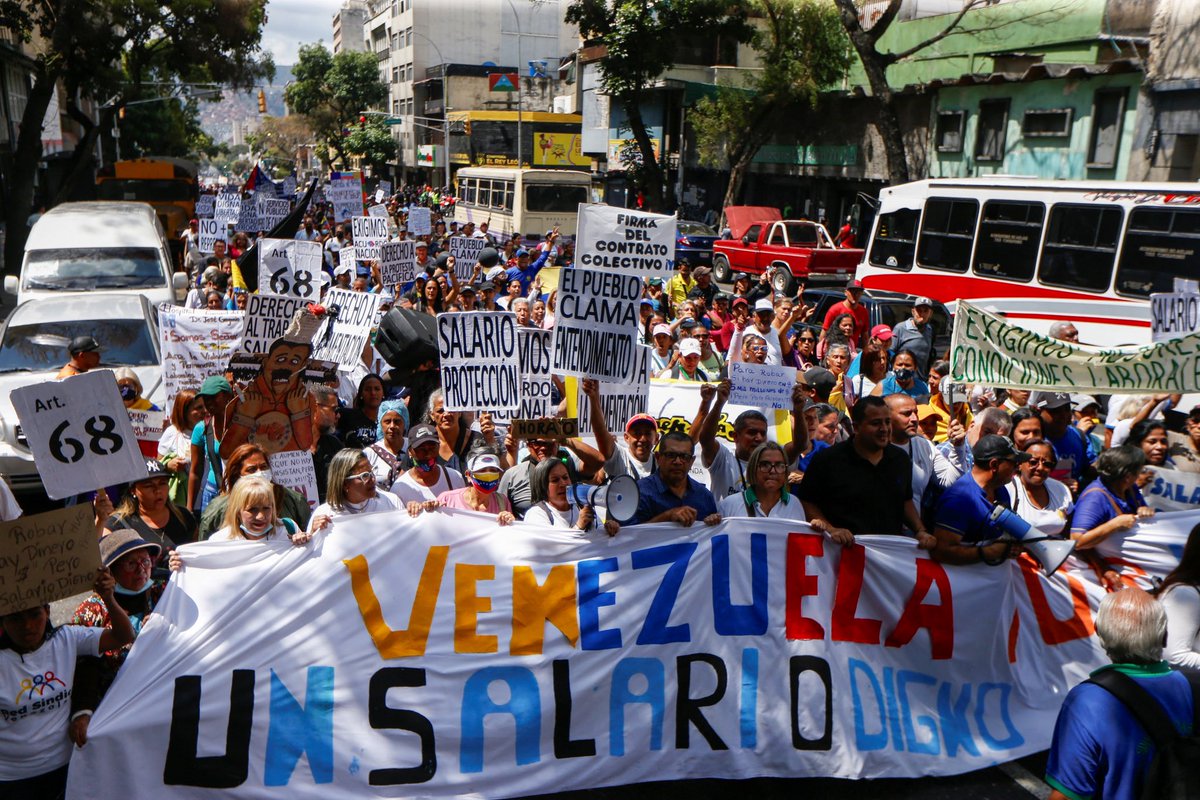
[{"xmin": 856, "ymin": 177, "xmax": 1200, "ymax": 347}]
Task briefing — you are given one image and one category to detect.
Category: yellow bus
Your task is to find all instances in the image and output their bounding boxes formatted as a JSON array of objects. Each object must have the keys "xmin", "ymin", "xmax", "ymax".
[
  {"xmin": 96, "ymin": 157, "xmax": 199, "ymax": 240},
  {"xmin": 452, "ymin": 167, "xmax": 591, "ymax": 243}
]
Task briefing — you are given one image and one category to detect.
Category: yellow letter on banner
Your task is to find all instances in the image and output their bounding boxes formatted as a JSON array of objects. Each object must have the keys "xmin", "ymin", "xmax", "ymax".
[
  {"xmin": 510, "ymin": 564, "xmax": 579, "ymax": 655},
  {"xmin": 343, "ymin": 547, "xmax": 449, "ymax": 658},
  {"xmin": 455, "ymin": 563, "xmax": 499, "ymax": 653}
]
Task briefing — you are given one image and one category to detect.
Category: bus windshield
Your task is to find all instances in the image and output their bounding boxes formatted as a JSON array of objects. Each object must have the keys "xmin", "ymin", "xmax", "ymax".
[
  {"xmin": 23, "ymin": 247, "xmax": 167, "ymax": 291},
  {"xmin": 97, "ymin": 179, "xmax": 195, "ymax": 202},
  {"xmin": 525, "ymin": 184, "xmax": 589, "ymax": 213}
]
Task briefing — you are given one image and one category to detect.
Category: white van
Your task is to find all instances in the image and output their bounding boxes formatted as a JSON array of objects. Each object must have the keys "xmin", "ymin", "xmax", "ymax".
[{"xmin": 5, "ymin": 201, "xmax": 188, "ymax": 306}]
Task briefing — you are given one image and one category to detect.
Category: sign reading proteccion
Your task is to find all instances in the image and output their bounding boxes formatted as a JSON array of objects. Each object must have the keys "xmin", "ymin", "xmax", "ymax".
[{"xmin": 437, "ymin": 311, "xmax": 521, "ymax": 413}]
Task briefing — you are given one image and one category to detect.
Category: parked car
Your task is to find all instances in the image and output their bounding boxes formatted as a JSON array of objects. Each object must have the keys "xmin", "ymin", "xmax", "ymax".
[
  {"xmin": 712, "ymin": 206, "xmax": 864, "ymax": 293},
  {"xmin": 793, "ymin": 288, "xmax": 954, "ymax": 361},
  {"xmin": 675, "ymin": 220, "xmax": 718, "ymax": 267},
  {"xmin": 0, "ymin": 294, "xmax": 162, "ymax": 495},
  {"xmin": 4, "ymin": 201, "xmax": 188, "ymax": 307}
]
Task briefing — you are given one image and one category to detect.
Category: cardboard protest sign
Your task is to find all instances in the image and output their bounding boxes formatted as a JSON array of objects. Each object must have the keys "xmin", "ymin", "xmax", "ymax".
[
  {"xmin": 327, "ymin": 171, "xmax": 364, "ymax": 221},
  {"xmin": 438, "ymin": 311, "xmax": 521, "ymax": 413},
  {"xmin": 351, "ymin": 215, "xmax": 388, "ymax": 263},
  {"xmin": 127, "ymin": 409, "xmax": 165, "ymax": 458},
  {"xmin": 377, "ymin": 179, "xmax": 392, "ymax": 196},
  {"xmin": 1151, "ymin": 291, "xmax": 1200, "ymax": 343},
  {"xmin": 258, "ymin": 238, "xmax": 322, "ymax": 300},
  {"xmin": 268, "ymin": 449, "xmax": 319, "ymax": 511},
  {"xmin": 234, "ymin": 201, "xmax": 262, "ymax": 234},
  {"xmin": 214, "ymin": 194, "xmax": 241, "ymax": 227},
  {"xmin": 0, "ymin": 505, "xmax": 100, "ymax": 616},
  {"xmin": 312, "ymin": 289, "xmax": 383, "ymax": 370},
  {"xmin": 449, "ymin": 235, "xmax": 486, "ymax": 281},
  {"xmin": 408, "ymin": 205, "xmax": 432, "ymax": 235},
  {"xmin": 573, "ymin": 344, "xmax": 652, "ymax": 436},
  {"xmin": 493, "ymin": 327, "xmax": 554, "ymax": 423},
  {"xmin": 575, "ymin": 203, "xmax": 677, "ymax": 278},
  {"xmin": 228, "ymin": 293, "xmax": 309, "ymax": 381},
  {"xmin": 367, "ymin": 203, "xmax": 390, "ymax": 218},
  {"xmin": 158, "ymin": 303, "xmax": 245, "ymax": 413},
  {"xmin": 729, "ymin": 362, "xmax": 797, "ymax": 410},
  {"xmin": 195, "ymin": 195, "xmax": 215, "ymax": 218},
  {"xmin": 258, "ymin": 198, "xmax": 291, "ymax": 229},
  {"xmin": 197, "ymin": 219, "xmax": 221, "ymax": 254},
  {"xmin": 336, "ymin": 245, "xmax": 358, "ymax": 274},
  {"xmin": 11, "ymin": 371, "xmax": 146, "ymax": 499},
  {"xmin": 552, "ymin": 267, "xmax": 643, "ymax": 382},
  {"xmin": 379, "ymin": 240, "xmax": 415, "ymax": 286},
  {"xmin": 511, "ymin": 418, "xmax": 578, "ymax": 440},
  {"xmin": 950, "ymin": 300, "xmax": 1200, "ymax": 393}
]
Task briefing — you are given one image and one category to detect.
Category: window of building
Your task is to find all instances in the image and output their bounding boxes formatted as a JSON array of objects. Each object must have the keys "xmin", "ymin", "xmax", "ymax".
[
  {"xmin": 972, "ymin": 201, "xmax": 1044, "ymax": 281},
  {"xmin": 1038, "ymin": 204, "xmax": 1122, "ymax": 292},
  {"xmin": 406, "ymin": 28, "xmax": 412, "ymax": 47},
  {"xmin": 391, "ymin": 67, "xmax": 399, "ymax": 83},
  {"xmin": 391, "ymin": 33, "xmax": 398, "ymax": 51},
  {"xmin": 1088, "ymin": 89, "xmax": 1127, "ymax": 168},
  {"xmin": 868, "ymin": 208, "xmax": 920, "ymax": 271},
  {"xmin": 974, "ymin": 99, "xmax": 1010, "ymax": 162},
  {"xmin": 917, "ymin": 198, "xmax": 978, "ymax": 273},
  {"xmin": 392, "ymin": 100, "xmax": 400, "ymax": 114},
  {"xmin": 1022, "ymin": 108, "xmax": 1072, "ymax": 138},
  {"xmin": 935, "ymin": 110, "xmax": 965, "ymax": 153},
  {"xmin": 1115, "ymin": 207, "xmax": 1200, "ymax": 297}
]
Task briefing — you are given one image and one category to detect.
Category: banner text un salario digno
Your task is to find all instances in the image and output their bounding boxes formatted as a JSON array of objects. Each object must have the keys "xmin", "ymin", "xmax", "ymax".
[
  {"xmin": 74, "ymin": 509, "xmax": 1200, "ymax": 799},
  {"xmin": 951, "ymin": 300, "xmax": 1200, "ymax": 392}
]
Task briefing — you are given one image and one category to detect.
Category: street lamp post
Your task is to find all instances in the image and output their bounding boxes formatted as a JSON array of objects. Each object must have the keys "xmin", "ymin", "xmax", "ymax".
[
  {"xmin": 503, "ymin": 0, "xmax": 523, "ymax": 168},
  {"xmin": 411, "ymin": 31, "xmax": 451, "ymax": 190}
]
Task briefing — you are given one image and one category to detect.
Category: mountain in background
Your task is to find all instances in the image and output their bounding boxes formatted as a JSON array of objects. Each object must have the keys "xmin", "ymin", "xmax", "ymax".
[{"xmin": 199, "ymin": 65, "xmax": 294, "ymax": 144}]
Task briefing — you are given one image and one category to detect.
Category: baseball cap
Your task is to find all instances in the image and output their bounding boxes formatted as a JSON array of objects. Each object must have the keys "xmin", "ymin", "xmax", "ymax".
[
  {"xmin": 467, "ymin": 452, "xmax": 502, "ymax": 474},
  {"xmin": 803, "ymin": 367, "xmax": 836, "ymax": 393},
  {"xmin": 679, "ymin": 317, "xmax": 697, "ymax": 329},
  {"xmin": 871, "ymin": 324, "xmax": 893, "ymax": 342},
  {"xmin": 754, "ymin": 298, "xmax": 774, "ymax": 313},
  {"xmin": 916, "ymin": 404, "xmax": 939, "ymax": 421},
  {"xmin": 652, "ymin": 323, "xmax": 673, "ymax": 339},
  {"xmin": 134, "ymin": 458, "xmax": 171, "ymax": 484},
  {"xmin": 485, "ymin": 266, "xmax": 506, "ymax": 281},
  {"xmin": 625, "ymin": 413, "xmax": 657, "ymax": 433},
  {"xmin": 459, "ymin": 284, "xmax": 477, "ymax": 295},
  {"xmin": 714, "ymin": 292, "xmax": 731, "ymax": 303},
  {"xmin": 693, "ymin": 266, "xmax": 712, "ymax": 278},
  {"xmin": 1029, "ymin": 391, "xmax": 1072, "ymax": 410},
  {"xmin": 732, "ymin": 272, "xmax": 749, "ymax": 283},
  {"xmin": 1071, "ymin": 394, "xmax": 1101, "ymax": 412},
  {"xmin": 913, "ymin": 296, "xmax": 933, "ymax": 308},
  {"xmin": 640, "ymin": 298, "xmax": 655, "ymax": 307},
  {"xmin": 648, "ymin": 277, "xmax": 663, "ymax": 287},
  {"xmin": 68, "ymin": 335, "xmax": 101, "ymax": 355},
  {"xmin": 408, "ymin": 423, "xmax": 439, "ymax": 447},
  {"xmin": 515, "ymin": 248, "xmax": 530, "ymax": 258},
  {"xmin": 98, "ymin": 529, "xmax": 161, "ymax": 570},
  {"xmin": 846, "ymin": 279, "xmax": 865, "ymax": 291},
  {"xmin": 732, "ymin": 297, "xmax": 749, "ymax": 308},
  {"xmin": 972, "ymin": 434, "xmax": 1032, "ymax": 465},
  {"xmin": 679, "ymin": 338, "xmax": 702, "ymax": 357},
  {"xmin": 743, "ymin": 329, "xmax": 767, "ymax": 344},
  {"xmin": 197, "ymin": 376, "xmax": 232, "ymax": 397},
  {"xmin": 415, "ymin": 241, "xmax": 429, "ymax": 249}
]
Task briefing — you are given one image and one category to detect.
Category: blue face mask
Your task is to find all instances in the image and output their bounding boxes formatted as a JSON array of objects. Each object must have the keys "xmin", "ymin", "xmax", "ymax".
[
  {"xmin": 415, "ymin": 457, "xmax": 437, "ymax": 473},
  {"xmin": 114, "ymin": 577, "xmax": 154, "ymax": 595},
  {"xmin": 119, "ymin": 385, "xmax": 137, "ymax": 401},
  {"xmin": 894, "ymin": 368, "xmax": 915, "ymax": 382}
]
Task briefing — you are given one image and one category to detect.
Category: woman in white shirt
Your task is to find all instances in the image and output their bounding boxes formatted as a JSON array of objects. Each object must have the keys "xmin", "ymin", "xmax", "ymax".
[
  {"xmin": 524, "ymin": 457, "xmax": 619, "ymax": 535},
  {"xmin": 1156, "ymin": 526, "xmax": 1200, "ymax": 669},
  {"xmin": 1007, "ymin": 439, "xmax": 1073, "ymax": 538},
  {"xmin": 718, "ymin": 442, "xmax": 807, "ymax": 520},
  {"xmin": 309, "ymin": 449, "xmax": 403, "ymax": 532},
  {"xmin": 171, "ymin": 479, "xmax": 312, "ymax": 566}
]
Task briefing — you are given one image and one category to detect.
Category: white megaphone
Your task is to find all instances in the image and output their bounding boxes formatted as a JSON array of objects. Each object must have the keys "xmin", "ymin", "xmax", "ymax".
[
  {"xmin": 988, "ymin": 505, "xmax": 1075, "ymax": 576},
  {"xmin": 567, "ymin": 475, "xmax": 640, "ymax": 524}
]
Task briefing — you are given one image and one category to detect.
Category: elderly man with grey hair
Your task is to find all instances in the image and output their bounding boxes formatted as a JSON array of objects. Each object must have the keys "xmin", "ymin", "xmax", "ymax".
[
  {"xmin": 1047, "ymin": 320, "xmax": 1080, "ymax": 343},
  {"xmin": 1045, "ymin": 589, "xmax": 1197, "ymax": 800}
]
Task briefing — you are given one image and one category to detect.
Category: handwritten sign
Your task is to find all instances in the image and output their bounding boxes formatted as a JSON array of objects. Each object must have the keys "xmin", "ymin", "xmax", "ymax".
[
  {"xmin": 197, "ymin": 218, "xmax": 222, "ymax": 254},
  {"xmin": 11, "ymin": 371, "xmax": 146, "ymax": 499},
  {"xmin": 214, "ymin": 194, "xmax": 242, "ymax": 227},
  {"xmin": 408, "ymin": 206, "xmax": 432, "ymax": 235},
  {"xmin": 268, "ymin": 450, "xmax": 319, "ymax": 512},
  {"xmin": 437, "ymin": 312, "xmax": 521, "ymax": 413},
  {"xmin": 575, "ymin": 203, "xmax": 677, "ymax": 278},
  {"xmin": 379, "ymin": 240, "xmax": 415, "ymax": 286},
  {"xmin": 367, "ymin": 203, "xmax": 390, "ymax": 218},
  {"xmin": 258, "ymin": 238, "xmax": 322, "ymax": 300},
  {"xmin": 552, "ymin": 267, "xmax": 643, "ymax": 381},
  {"xmin": 258, "ymin": 198, "xmax": 291, "ymax": 229},
  {"xmin": 158, "ymin": 304, "xmax": 244, "ymax": 414},
  {"xmin": 729, "ymin": 362, "xmax": 797, "ymax": 410},
  {"xmin": 511, "ymin": 418, "xmax": 579, "ymax": 441},
  {"xmin": 0, "ymin": 505, "xmax": 99, "ymax": 616},
  {"xmin": 195, "ymin": 195, "xmax": 215, "ymax": 218},
  {"xmin": 127, "ymin": 409, "xmax": 165, "ymax": 459},
  {"xmin": 327, "ymin": 171, "xmax": 364, "ymax": 222},
  {"xmin": 312, "ymin": 289, "xmax": 382, "ymax": 369}
]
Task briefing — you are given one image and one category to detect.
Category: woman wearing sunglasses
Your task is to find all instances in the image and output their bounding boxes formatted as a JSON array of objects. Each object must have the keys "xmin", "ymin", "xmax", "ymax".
[
  {"xmin": 719, "ymin": 442, "xmax": 807, "ymax": 520},
  {"xmin": 1007, "ymin": 439, "xmax": 1073, "ymax": 539},
  {"xmin": 788, "ymin": 329, "xmax": 818, "ymax": 371},
  {"xmin": 308, "ymin": 449, "xmax": 403, "ymax": 533}
]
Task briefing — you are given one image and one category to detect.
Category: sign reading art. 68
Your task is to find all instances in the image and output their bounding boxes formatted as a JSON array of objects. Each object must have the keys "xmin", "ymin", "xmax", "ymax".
[{"xmin": 10, "ymin": 370, "xmax": 145, "ymax": 499}]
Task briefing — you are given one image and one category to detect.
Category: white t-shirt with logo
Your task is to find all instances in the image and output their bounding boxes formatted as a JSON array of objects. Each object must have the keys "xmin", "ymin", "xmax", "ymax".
[{"xmin": 0, "ymin": 625, "xmax": 103, "ymax": 779}]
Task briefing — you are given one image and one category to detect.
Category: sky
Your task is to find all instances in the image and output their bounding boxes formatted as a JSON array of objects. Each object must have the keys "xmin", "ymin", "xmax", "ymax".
[{"xmin": 262, "ymin": 0, "xmax": 344, "ymax": 67}]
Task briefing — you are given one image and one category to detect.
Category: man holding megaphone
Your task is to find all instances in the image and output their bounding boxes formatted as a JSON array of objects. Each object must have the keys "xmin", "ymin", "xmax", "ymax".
[{"xmin": 930, "ymin": 435, "xmax": 1028, "ymax": 566}]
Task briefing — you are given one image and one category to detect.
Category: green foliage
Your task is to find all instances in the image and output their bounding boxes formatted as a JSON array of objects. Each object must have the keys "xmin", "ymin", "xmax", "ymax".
[
  {"xmin": 285, "ymin": 44, "xmax": 389, "ymax": 167},
  {"xmin": 122, "ymin": 96, "xmax": 219, "ymax": 159},
  {"xmin": 344, "ymin": 118, "xmax": 397, "ymax": 170}
]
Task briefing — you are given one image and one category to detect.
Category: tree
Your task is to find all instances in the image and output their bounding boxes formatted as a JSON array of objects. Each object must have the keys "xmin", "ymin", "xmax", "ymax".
[
  {"xmin": 247, "ymin": 115, "xmax": 316, "ymax": 175},
  {"xmin": 344, "ymin": 118, "xmax": 398, "ymax": 172},
  {"xmin": 284, "ymin": 45, "xmax": 389, "ymax": 169},
  {"xmin": 691, "ymin": 0, "xmax": 851, "ymax": 212},
  {"xmin": 566, "ymin": 0, "xmax": 752, "ymax": 211},
  {"xmin": 0, "ymin": 0, "xmax": 273, "ymax": 275},
  {"xmin": 123, "ymin": 96, "xmax": 220, "ymax": 161}
]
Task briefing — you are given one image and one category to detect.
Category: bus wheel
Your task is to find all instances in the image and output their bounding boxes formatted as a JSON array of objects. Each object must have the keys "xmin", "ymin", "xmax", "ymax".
[
  {"xmin": 771, "ymin": 265, "xmax": 796, "ymax": 295},
  {"xmin": 713, "ymin": 254, "xmax": 732, "ymax": 284}
]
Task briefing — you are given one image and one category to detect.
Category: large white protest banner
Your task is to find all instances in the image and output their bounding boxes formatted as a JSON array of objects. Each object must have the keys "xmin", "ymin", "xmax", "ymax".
[
  {"xmin": 268, "ymin": 449, "xmax": 319, "ymax": 511},
  {"xmin": 552, "ymin": 267, "xmax": 642, "ymax": 382},
  {"xmin": 258, "ymin": 198, "xmax": 291, "ymax": 229},
  {"xmin": 575, "ymin": 203, "xmax": 677, "ymax": 278},
  {"xmin": 258, "ymin": 238, "xmax": 323, "ymax": 300},
  {"xmin": 494, "ymin": 328, "xmax": 555, "ymax": 423},
  {"xmin": 449, "ymin": 235, "xmax": 486, "ymax": 281},
  {"xmin": 197, "ymin": 218, "xmax": 222, "ymax": 253},
  {"xmin": 729, "ymin": 362, "xmax": 797, "ymax": 410},
  {"xmin": 379, "ymin": 240, "xmax": 415, "ymax": 286},
  {"xmin": 158, "ymin": 304, "xmax": 244, "ymax": 412},
  {"xmin": 408, "ymin": 205, "xmax": 432, "ymax": 235},
  {"xmin": 214, "ymin": 194, "xmax": 242, "ymax": 227},
  {"xmin": 312, "ymin": 289, "xmax": 382, "ymax": 370},
  {"xmin": 950, "ymin": 300, "xmax": 1200, "ymax": 393},
  {"xmin": 11, "ymin": 371, "xmax": 146, "ymax": 499},
  {"xmin": 0, "ymin": 505, "xmax": 99, "ymax": 616},
  {"xmin": 327, "ymin": 171, "xmax": 364, "ymax": 222},
  {"xmin": 1081, "ymin": 509, "xmax": 1198, "ymax": 590},
  {"xmin": 195, "ymin": 195, "xmax": 215, "ymax": 218},
  {"xmin": 69, "ymin": 513, "xmax": 1117, "ymax": 799},
  {"xmin": 438, "ymin": 311, "xmax": 521, "ymax": 413}
]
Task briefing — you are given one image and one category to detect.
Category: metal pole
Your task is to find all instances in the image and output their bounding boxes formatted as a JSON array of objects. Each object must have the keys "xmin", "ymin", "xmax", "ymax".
[
  {"xmin": 504, "ymin": 0, "xmax": 523, "ymax": 168},
  {"xmin": 413, "ymin": 32, "xmax": 452, "ymax": 190}
]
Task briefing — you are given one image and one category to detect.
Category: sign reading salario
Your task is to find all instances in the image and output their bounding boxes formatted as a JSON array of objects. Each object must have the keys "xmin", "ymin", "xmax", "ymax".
[{"xmin": 437, "ymin": 311, "xmax": 521, "ymax": 413}]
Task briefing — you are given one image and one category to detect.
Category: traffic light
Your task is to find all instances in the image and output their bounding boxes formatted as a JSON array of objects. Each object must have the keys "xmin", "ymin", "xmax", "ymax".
[
  {"xmin": 257, "ymin": 89, "xmax": 266, "ymax": 114},
  {"xmin": 118, "ymin": 106, "xmax": 126, "ymax": 120}
]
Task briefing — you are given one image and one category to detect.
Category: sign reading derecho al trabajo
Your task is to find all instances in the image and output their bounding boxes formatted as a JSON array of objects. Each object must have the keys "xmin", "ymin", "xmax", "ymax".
[
  {"xmin": 552, "ymin": 267, "xmax": 642, "ymax": 381},
  {"xmin": 437, "ymin": 311, "xmax": 520, "ymax": 413},
  {"xmin": 951, "ymin": 300, "xmax": 1200, "ymax": 393},
  {"xmin": 574, "ymin": 204, "xmax": 677, "ymax": 278},
  {"xmin": 312, "ymin": 289, "xmax": 382, "ymax": 370}
]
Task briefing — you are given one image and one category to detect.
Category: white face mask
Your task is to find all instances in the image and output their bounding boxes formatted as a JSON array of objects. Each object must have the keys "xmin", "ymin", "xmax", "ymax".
[{"xmin": 239, "ymin": 468, "xmax": 273, "ymax": 485}]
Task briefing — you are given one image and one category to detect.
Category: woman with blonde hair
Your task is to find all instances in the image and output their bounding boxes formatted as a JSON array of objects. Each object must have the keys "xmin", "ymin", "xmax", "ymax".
[{"xmin": 169, "ymin": 478, "xmax": 310, "ymax": 571}]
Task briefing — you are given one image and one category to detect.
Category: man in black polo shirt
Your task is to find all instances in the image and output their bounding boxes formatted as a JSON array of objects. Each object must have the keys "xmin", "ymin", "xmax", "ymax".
[{"xmin": 799, "ymin": 396, "xmax": 935, "ymax": 548}]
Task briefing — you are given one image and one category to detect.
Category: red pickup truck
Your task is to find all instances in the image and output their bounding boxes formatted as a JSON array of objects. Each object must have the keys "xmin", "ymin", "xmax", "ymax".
[{"xmin": 711, "ymin": 206, "xmax": 864, "ymax": 294}]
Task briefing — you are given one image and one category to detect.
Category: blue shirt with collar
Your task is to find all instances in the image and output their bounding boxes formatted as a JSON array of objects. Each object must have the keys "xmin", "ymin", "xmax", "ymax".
[
  {"xmin": 934, "ymin": 471, "xmax": 1011, "ymax": 543},
  {"xmin": 634, "ymin": 472, "xmax": 719, "ymax": 524},
  {"xmin": 504, "ymin": 249, "xmax": 551, "ymax": 294}
]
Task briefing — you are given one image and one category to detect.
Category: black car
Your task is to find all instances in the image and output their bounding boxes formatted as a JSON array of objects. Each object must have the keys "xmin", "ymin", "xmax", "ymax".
[{"xmin": 793, "ymin": 288, "xmax": 953, "ymax": 362}]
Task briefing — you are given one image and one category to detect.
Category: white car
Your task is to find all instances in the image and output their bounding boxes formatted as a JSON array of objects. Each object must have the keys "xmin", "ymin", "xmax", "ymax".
[{"xmin": 0, "ymin": 294, "xmax": 162, "ymax": 495}]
